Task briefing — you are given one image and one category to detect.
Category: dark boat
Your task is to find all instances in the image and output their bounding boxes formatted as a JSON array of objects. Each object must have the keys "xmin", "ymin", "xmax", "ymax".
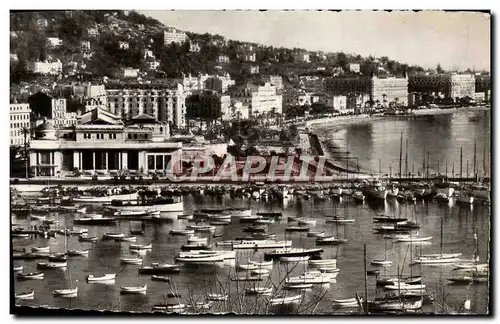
[
  {"xmin": 256, "ymin": 212, "xmax": 282, "ymax": 218},
  {"xmin": 198, "ymin": 209, "xmax": 225, "ymax": 214},
  {"xmin": 376, "ymin": 276, "xmax": 422, "ymax": 286},
  {"xmin": 73, "ymin": 216, "xmax": 116, "ymax": 225},
  {"xmin": 367, "ymin": 269, "xmax": 380, "ymax": 276},
  {"xmin": 138, "ymin": 264, "xmax": 180, "ymax": 274},
  {"xmin": 264, "ymin": 248, "xmax": 323, "ymax": 260},
  {"xmin": 285, "ymin": 226, "xmax": 310, "ymax": 232},
  {"xmin": 48, "ymin": 253, "xmax": 68, "ymax": 262},
  {"xmin": 130, "ymin": 230, "xmax": 145, "ymax": 235},
  {"xmin": 373, "ymin": 216, "xmax": 408, "ymax": 223},
  {"xmin": 181, "ymin": 244, "xmax": 211, "ymax": 251},
  {"xmin": 167, "ymin": 292, "xmax": 182, "ymax": 298},
  {"xmin": 151, "ymin": 275, "xmax": 171, "ymax": 282},
  {"xmin": 242, "ymin": 226, "xmax": 267, "ymax": 233}
]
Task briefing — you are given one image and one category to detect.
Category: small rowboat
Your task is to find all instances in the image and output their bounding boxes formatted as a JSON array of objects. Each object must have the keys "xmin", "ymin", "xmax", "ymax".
[
  {"xmin": 187, "ymin": 236, "xmax": 208, "ymax": 244},
  {"xmin": 247, "ymin": 259, "xmax": 273, "ymax": 267},
  {"xmin": 384, "ymin": 283, "xmax": 426, "ymax": 291},
  {"xmin": 120, "ymin": 284, "xmax": 147, "ymax": 294},
  {"xmin": 170, "ymin": 229, "xmax": 195, "ymax": 236},
  {"xmin": 207, "ymin": 293, "xmax": 228, "ymax": 301},
  {"xmin": 53, "ymin": 287, "xmax": 78, "ymax": 297},
  {"xmin": 371, "ymin": 260, "xmax": 393, "ymax": 266},
  {"xmin": 79, "ymin": 235, "xmax": 98, "ymax": 242},
  {"xmin": 31, "ymin": 246, "xmax": 50, "ymax": 253},
  {"xmin": 15, "ymin": 290, "xmax": 34, "ymax": 299},
  {"xmin": 129, "ymin": 243, "xmax": 152, "ymax": 250},
  {"xmin": 309, "ymin": 259, "xmax": 336, "ymax": 266},
  {"xmin": 17, "ymin": 272, "xmax": 44, "ymax": 280},
  {"xmin": 298, "ymin": 219, "xmax": 316, "ymax": 226},
  {"xmin": 120, "ymin": 257, "xmax": 143, "ymax": 265},
  {"xmin": 13, "ymin": 265, "xmax": 23, "ymax": 272},
  {"xmin": 269, "ymin": 294, "xmax": 302, "ymax": 305},
  {"xmin": 286, "ymin": 283, "xmax": 313, "ymax": 290},
  {"xmin": 12, "ymin": 233, "xmax": 29, "ymax": 239},
  {"xmin": 394, "ymin": 236, "xmax": 432, "ymax": 243},
  {"xmin": 30, "ymin": 215, "xmax": 46, "ymax": 221},
  {"xmin": 237, "ymin": 264, "xmax": 259, "ymax": 271},
  {"xmin": 37, "ymin": 261, "xmax": 67, "ymax": 269},
  {"xmin": 86, "ymin": 274, "xmax": 116, "ymax": 282},
  {"xmin": 67, "ymin": 250, "xmax": 89, "ymax": 257},
  {"xmin": 103, "ymin": 232, "xmax": 125, "ymax": 240},
  {"xmin": 318, "ymin": 266, "xmax": 340, "ymax": 273},
  {"xmin": 151, "ymin": 275, "xmax": 171, "ymax": 282},
  {"xmin": 245, "ymin": 287, "xmax": 273, "ymax": 295},
  {"xmin": 250, "ymin": 268, "xmax": 270, "ymax": 276},
  {"xmin": 178, "ymin": 214, "xmax": 193, "ymax": 220},
  {"xmin": 152, "ymin": 303, "xmax": 186, "ymax": 312},
  {"xmin": 333, "ymin": 297, "xmax": 362, "ymax": 307},
  {"xmin": 115, "ymin": 236, "xmax": 137, "ymax": 242},
  {"xmin": 307, "ymin": 231, "xmax": 326, "ymax": 238}
]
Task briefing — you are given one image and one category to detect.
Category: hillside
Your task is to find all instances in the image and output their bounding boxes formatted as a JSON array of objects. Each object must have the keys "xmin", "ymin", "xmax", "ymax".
[{"xmin": 10, "ymin": 10, "xmax": 425, "ymax": 85}]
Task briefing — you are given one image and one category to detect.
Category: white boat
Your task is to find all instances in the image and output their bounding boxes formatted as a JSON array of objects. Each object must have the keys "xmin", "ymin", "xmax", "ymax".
[
  {"xmin": 250, "ymin": 268, "xmax": 270, "ymax": 276},
  {"xmin": 227, "ymin": 208, "xmax": 252, "ymax": 218},
  {"xmin": 370, "ymin": 260, "xmax": 393, "ymax": 266},
  {"xmin": 307, "ymin": 231, "xmax": 325, "ymax": 238},
  {"xmin": 269, "ymin": 294, "xmax": 302, "ymax": 305},
  {"xmin": 247, "ymin": 259, "xmax": 273, "ymax": 267},
  {"xmin": 17, "ymin": 272, "xmax": 44, "ymax": 280},
  {"xmin": 37, "ymin": 261, "xmax": 67, "ymax": 269},
  {"xmin": 76, "ymin": 207, "xmax": 87, "ymax": 213},
  {"xmin": 31, "ymin": 246, "xmax": 50, "ymax": 253},
  {"xmin": 309, "ymin": 259, "xmax": 337, "ymax": 266},
  {"xmin": 412, "ymin": 257, "xmax": 460, "ymax": 264},
  {"xmin": 12, "ymin": 233, "xmax": 29, "ymax": 239},
  {"xmin": 30, "ymin": 215, "xmax": 46, "ymax": 221},
  {"xmin": 152, "ymin": 303, "xmax": 186, "ymax": 312},
  {"xmin": 120, "ymin": 284, "xmax": 147, "ymax": 294},
  {"xmin": 170, "ymin": 229, "xmax": 195, "ymax": 236},
  {"xmin": 436, "ymin": 187, "xmax": 455, "ymax": 198},
  {"xmin": 281, "ymin": 256, "xmax": 310, "ymax": 262},
  {"xmin": 178, "ymin": 214, "xmax": 194, "ymax": 220},
  {"xmin": 333, "ymin": 297, "xmax": 362, "ymax": 307},
  {"xmin": 103, "ymin": 232, "xmax": 125, "ymax": 239},
  {"xmin": 175, "ymin": 254, "xmax": 224, "ymax": 263},
  {"xmin": 53, "ymin": 287, "xmax": 78, "ymax": 297},
  {"xmin": 73, "ymin": 191, "xmax": 139, "ymax": 203},
  {"xmin": 325, "ymin": 218, "xmax": 355, "ymax": 224},
  {"xmin": 286, "ymin": 283, "xmax": 313, "ymax": 290},
  {"xmin": 287, "ymin": 272, "xmax": 335, "ymax": 284},
  {"xmin": 453, "ymin": 263, "xmax": 489, "ymax": 271},
  {"xmin": 371, "ymin": 298, "xmax": 422, "ymax": 311},
  {"xmin": 419, "ymin": 253, "xmax": 462, "ymax": 259},
  {"xmin": 120, "ymin": 257, "xmax": 143, "ymax": 265},
  {"xmin": 187, "ymin": 224, "xmax": 216, "ymax": 232},
  {"xmin": 318, "ymin": 267, "xmax": 340, "ymax": 274},
  {"xmin": 394, "ymin": 236, "xmax": 432, "ymax": 243},
  {"xmin": 298, "ymin": 218, "xmax": 317, "ymax": 226},
  {"xmin": 187, "ymin": 236, "xmax": 208, "ymax": 244},
  {"xmin": 232, "ymin": 240, "xmax": 293, "ymax": 250},
  {"xmin": 245, "ymin": 287, "xmax": 273, "ymax": 295},
  {"xmin": 207, "ymin": 293, "xmax": 228, "ymax": 301},
  {"xmin": 67, "ymin": 249, "xmax": 89, "ymax": 257},
  {"xmin": 113, "ymin": 210, "xmax": 149, "ymax": 217},
  {"xmin": 129, "ymin": 243, "xmax": 153, "ymax": 250},
  {"xmin": 86, "ymin": 273, "xmax": 116, "ymax": 282},
  {"xmin": 106, "ymin": 197, "xmax": 183, "ymax": 212},
  {"xmin": 15, "ymin": 290, "xmax": 35, "ymax": 300},
  {"xmin": 237, "ymin": 264, "xmax": 259, "ymax": 271},
  {"xmin": 384, "ymin": 283, "xmax": 426, "ymax": 291},
  {"xmin": 13, "ymin": 265, "xmax": 23, "ymax": 272},
  {"xmin": 208, "ymin": 214, "xmax": 231, "ymax": 221}
]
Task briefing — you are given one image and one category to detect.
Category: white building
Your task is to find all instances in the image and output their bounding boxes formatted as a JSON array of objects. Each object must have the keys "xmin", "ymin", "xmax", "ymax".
[
  {"xmin": 349, "ymin": 63, "xmax": 361, "ymax": 73},
  {"xmin": 10, "ymin": 54, "xmax": 18, "ymax": 62},
  {"xmin": 450, "ymin": 73, "xmax": 476, "ymax": 99},
  {"xmin": 189, "ymin": 42, "xmax": 201, "ymax": 53},
  {"xmin": 294, "ymin": 53, "xmax": 310, "ymax": 63},
  {"xmin": 180, "ymin": 73, "xmax": 235, "ymax": 93},
  {"xmin": 81, "ymin": 40, "xmax": 91, "ymax": 50},
  {"xmin": 243, "ymin": 53, "xmax": 256, "ymax": 62},
  {"xmin": 87, "ymin": 27, "xmax": 99, "ymax": 37},
  {"xmin": 10, "ymin": 103, "xmax": 31, "ymax": 146},
  {"xmin": 51, "ymin": 99, "xmax": 68, "ymax": 128},
  {"xmin": 116, "ymin": 68, "xmax": 139, "ymax": 79},
  {"xmin": 106, "ymin": 84, "xmax": 187, "ymax": 128},
  {"xmin": 148, "ymin": 60, "xmax": 161, "ymax": 71},
  {"xmin": 163, "ymin": 28, "xmax": 188, "ymax": 45},
  {"xmin": 229, "ymin": 82, "xmax": 283, "ymax": 117},
  {"xmin": 119, "ymin": 41, "xmax": 130, "ymax": 50},
  {"xmin": 263, "ymin": 75, "xmax": 283, "ymax": 91},
  {"xmin": 46, "ymin": 37, "xmax": 63, "ymax": 48},
  {"xmin": 218, "ymin": 55, "xmax": 230, "ymax": 63},
  {"xmin": 222, "ymin": 101, "xmax": 250, "ymax": 121},
  {"xmin": 249, "ymin": 65, "xmax": 259, "ymax": 75},
  {"xmin": 371, "ymin": 75, "xmax": 409, "ymax": 107},
  {"xmin": 143, "ymin": 49, "xmax": 155, "ymax": 59},
  {"xmin": 26, "ymin": 61, "xmax": 63, "ymax": 75}
]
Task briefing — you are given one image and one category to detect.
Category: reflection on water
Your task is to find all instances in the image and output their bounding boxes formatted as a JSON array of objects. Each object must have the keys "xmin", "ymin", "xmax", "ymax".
[{"xmin": 13, "ymin": 194, "xmax": 490, "ymax": 314}]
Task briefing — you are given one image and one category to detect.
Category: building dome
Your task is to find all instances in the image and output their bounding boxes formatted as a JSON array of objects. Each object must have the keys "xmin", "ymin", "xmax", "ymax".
[{"xmin": 34, "ymin": 120, "xmax": 57, "ymax": 140}]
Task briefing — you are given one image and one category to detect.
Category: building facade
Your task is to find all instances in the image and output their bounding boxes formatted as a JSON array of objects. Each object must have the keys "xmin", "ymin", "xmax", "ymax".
[
  {"xmin": 26, "ymin": 61, "xmax": 63, "ymax": 75},
  {"xmin": 218, "ymin": 55, "xmax": 230, "ymax": 63},
  {"xmin": 229, "ymin": 82, "xmax": 283, "ymax": 117},
  {"xmin": 323, "ymin": 76, "xmax": 372, "ymax": 98},
  {"xmin": 46, "ymin": 37, "xmax": 62, "ymax": 47},
  {"xmin": 163, "ymin": 28, "xmax": 188, "ymax": 45},
  {"xmin": 185, "ymin": 91, "xmax": 231, "ymax": 122},
  {"xmin": 408, "ymin": 73, "xmax": 451, "ymax": 98},
  {"xmin": 116, "ymin": 68, "xmax": 139, "ymax": 79},
  {"xmin": 349, "ymin": 63, "xmax": 361, "ymax": 73},
  {"xmin": 371, "ymin": 76, "xmax": 409, "ymax": 107},
  {"xmin": 10, "ymin": 103, "xmax": 31, "ymax": 146},
  {"xmin": 450, "ymin": 73, "xmax": 475, "ymax": 100},
  {"xmin": 51, "ymin": 99, "xmax": 68, "ymax": 128},
  {"xmin": 263, "ymin": 75, "xmax": 283, "ymax": 91},
  {"xmin": 106, "ymin": 83, "xmax": 186, "ymax": 128},
  {"xmin": 29, "ymin": 108, "xmax": 181, "ymax": 177}
]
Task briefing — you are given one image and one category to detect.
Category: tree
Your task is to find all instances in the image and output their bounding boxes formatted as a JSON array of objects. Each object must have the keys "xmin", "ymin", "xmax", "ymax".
[{"xmin": 436, "ymin": 63, "xmax": 444, "ymax": 74}]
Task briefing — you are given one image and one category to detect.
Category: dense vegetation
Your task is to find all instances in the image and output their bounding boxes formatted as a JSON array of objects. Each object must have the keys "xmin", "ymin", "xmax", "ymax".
[{"xmin": 10, "ymin": 10, "xmax": 426, "ymax": 85}]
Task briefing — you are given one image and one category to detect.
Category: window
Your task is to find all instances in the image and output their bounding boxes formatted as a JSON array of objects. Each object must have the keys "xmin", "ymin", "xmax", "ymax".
[
  {"xmin": 156, "ymin": 155, "xmax": 163, "ymax": 169},
  {"xmin": 160, "ymin": 127, "xmax": 163, "ymax": 133},
  {"xmin": 134, "ymin": 134, "xmax": 137, "ymax": 139},
  {"xmin": 128, "ymin": 134, "xmax": 132, "ymax": 139},
  {"xmin": 147, "ymin": 155, "xmax": 155, "ymax": 170},
  {"xmin": 109, "ymin": 133, "xmax": 113, "ymax": 139}
]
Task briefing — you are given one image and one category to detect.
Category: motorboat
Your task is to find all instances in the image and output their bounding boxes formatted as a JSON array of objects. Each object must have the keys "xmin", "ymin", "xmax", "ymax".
[
  {"xmin": 115, "ymin": 236, "xmax": 137, "ymax": 242},
  {"xmin": 269, "ymin": 294, "xmax": 302, "ymax": 305},
  {"xmin": 325, "ymin": 217, "xmax": 355, "ymax": 224},
  {"xmin": 178, "ymin": 250, "xmax": 235, "ymax": 260},
  {"xmin": 79, "ymin": 235, "xmax": 98, "ymax": 242},
  {"xmin": 207, "ymin": 293, "xmax": 228, "ymax": 301},
  {"xmin": 151, "ymin": 275, "xmax": 171, "ymax": 282},
  {"xmin": 74, "ymin": 215, "xmax": 116, "ymax": 225},
  {"xmin": 72, "ymin": 191, "xmax": 139, "ymax": 203},
  {"xmin": 316, "ymin": 236, "xmax": 348, "ymax": 245},
  {"xmin": 37, "ymin": 261, "xmax": 67, "ymax": 269},
  {"xmin": 17, "ymin": 272, "xmax": 44, "ymax": 280},
  {"xmin": 86, "ymin": 273, "xmax": 116, "ymax": 282},
  {"xmin": 170, "ymin": 229, "xmax": 195, "ymax": 236},
  {"xmin": 394, "ymin": 236, "xmax": 432, "ymax": 243},
  {"xmin": 370, "ymin": 260, "xmax": 393, "ymax": 266},
  {"xmin": 285, "ymin": 283, "xmax": 313, "ymax": 290},
  {"xmin": 309, "ymin": 259, "xmax": 337, "ymax": 266},
  {"xmin": 120, "ymin": 284, "xmax": 147, "ymax": 294},
  {"xmin": 384, "ymin": 283, "xmax": 426, "ymax": 291},
  {"xmin": 264, "ymin": 248, "xmax": 323, "ymax": 260},
  {"xmin": 333, "ymin": 297, "xmax": 362, "ymax": 307},
  {"xmin": 138, "ymin": 263, "xmax": 180, "ymax": 274},
  {"xmin": 66, "ymin": 249, "xmax": 89, "ymax": 257},
  {"xmin": 376, "ymin": 276, "xmax": 422, "ymax": 286},
  {"xmin": 175, "ymin": 254, "xmax": 224, "ymax": 263},
  {"xmin": 31, "ymin": 246, "xmax": 50, "ymax": 253},
  {"xmin": 105, "ymin": 196, "xmax": 183, "ymax": 212}
]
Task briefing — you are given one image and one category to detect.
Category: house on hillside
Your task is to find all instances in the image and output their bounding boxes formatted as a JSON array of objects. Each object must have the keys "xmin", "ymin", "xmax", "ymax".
[
  {"xmin": 119, "ymin": 41, "xmax": 130, "ymax": 50},
  {"xmin": 81, "ymin": 41, "xmax": 91, "ymax": 51}
]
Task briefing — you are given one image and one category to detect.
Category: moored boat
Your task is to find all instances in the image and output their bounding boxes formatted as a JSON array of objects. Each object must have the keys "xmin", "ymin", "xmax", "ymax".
[
  {"xmin": 15, "ymin": 290, "xmax": 35, "ymax": 300},
  {"xmin": 17, "ymin": 272, "xmax": 44, "ymax": 280},
  {"xmin": 120, "ymin": 284, "xmax": 147, "ymax": 294},
  {"xmin": 86, "ymin": 273, "xmax": 116, "ymax": 282},
  {"xmin": 53, "ymin": 287, "xmax": 78, "ymax": 297}
]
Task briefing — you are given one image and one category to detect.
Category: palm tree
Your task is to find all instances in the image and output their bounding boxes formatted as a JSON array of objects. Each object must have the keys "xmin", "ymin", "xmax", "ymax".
[{"xmin": 21, "ymin": 126, "xmax": 30, "ymax": 178}]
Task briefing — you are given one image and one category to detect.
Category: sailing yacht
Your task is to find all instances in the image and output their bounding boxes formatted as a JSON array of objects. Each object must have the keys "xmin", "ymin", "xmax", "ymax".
[{"xmin": 53, "ymin": 221, "xmax": 78, "ymax": 297}]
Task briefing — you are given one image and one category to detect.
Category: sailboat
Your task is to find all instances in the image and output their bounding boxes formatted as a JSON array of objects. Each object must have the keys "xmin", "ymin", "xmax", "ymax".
[
  {"xmin": 371, "ymin": 237, "xmax": 392, "ymax": 266},
  {"xmin": 53, "ymin": 220, "xmax": 78, "ymax": 297},
  {"xmin": 412, "ymin": 220, "xmax": 460, "ymax": 265}
]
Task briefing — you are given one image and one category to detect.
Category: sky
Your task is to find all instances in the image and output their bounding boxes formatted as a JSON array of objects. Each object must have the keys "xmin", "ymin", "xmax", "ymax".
[{"xmin": 139, "ymin": 10, "xmax": 491, "ymax": 71}]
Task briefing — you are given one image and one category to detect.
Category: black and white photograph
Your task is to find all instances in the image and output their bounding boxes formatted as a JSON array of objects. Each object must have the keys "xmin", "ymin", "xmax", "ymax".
[{"xmin": 9, "ymin": 9, "xmax": 491, "ymax": 316}]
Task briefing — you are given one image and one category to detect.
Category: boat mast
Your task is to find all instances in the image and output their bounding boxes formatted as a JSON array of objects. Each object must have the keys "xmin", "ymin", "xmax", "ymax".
[
  {"xmin": 404, "ymin": 138, "xmax": 409, "ymax": 177},
  {"xmin": 440, "ymin": 219, "xmax": 444, "ymax": 259},
  {"xmin": 473, "ymin": 140, "xmax": 477, "ymax": 177},
  {"xmin": 399, "ymin": 132, "xmax": 403, "ymax": 181},
  {"xmin": 460, "ymin": 147, "xmax": 463, "ymax": 179},
  {"xmin": 363, "ymin": 244, "xmax": 368, "ymax": 314}
]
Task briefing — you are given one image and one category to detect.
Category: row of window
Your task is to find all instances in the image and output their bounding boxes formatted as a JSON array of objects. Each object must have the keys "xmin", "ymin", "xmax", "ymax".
[
  {"xmin": 83, "ymin": 133, "xmax": 118, "ymax": 140},
  {"xmin": 11, "ymin": 122, "xmax": 30, "ymax": 129},
  {"xmin": 11, "ymin": 129, "xmax": 28, "ymax": 136},
  {"xmin": 10, "ymin": 114, "xmax": 29, "ymax": 121}
]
